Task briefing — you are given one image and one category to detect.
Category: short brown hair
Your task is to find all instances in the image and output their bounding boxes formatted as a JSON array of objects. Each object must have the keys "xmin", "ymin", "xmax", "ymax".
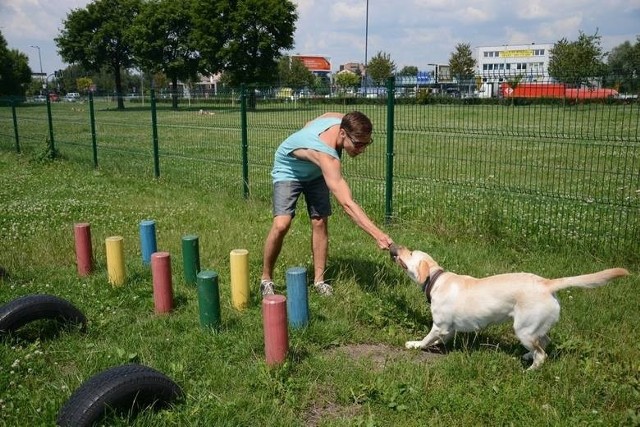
[{"xmin": 341, "ymin": 111, "xmax": 372, "ymax": 141}]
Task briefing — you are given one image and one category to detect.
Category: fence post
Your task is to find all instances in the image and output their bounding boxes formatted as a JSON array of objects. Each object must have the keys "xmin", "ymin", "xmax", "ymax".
[
  {"xmin": 89, "ymin": 92, "xmax": 98, "ymax": 168},
  {"xmin": 240, "ymin": 84, "xmax": 249, "ymax": 199},
  {"xmin": 46, "ymin": 92, "xmax": 56, "ymax": 158},
  {"xmin": 384, "ymin": 76, "xmax": 395, "ymax": 224},
  {"xmin": 11, "ymin": 99, "xmax": 20, "ymax": 153},
  {"xmin": 150, "ymin": 89, "xmax": 160, "ymax": 178}
]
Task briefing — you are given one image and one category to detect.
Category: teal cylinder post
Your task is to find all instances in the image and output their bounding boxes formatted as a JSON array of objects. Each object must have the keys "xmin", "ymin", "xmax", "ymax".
[
  {"xmin": 11, "ymin": 100, "xmax": 20, "ymax": 153},
  {"xmin": 139, "ymin": 220, "xmax": 157, "ymax": 265},
  {"xmin": 181, "ymin": 234, "xmax": 200, "ymax": 285},
  {"xmin": 89, "ymin": 92, "xmax": 98, "ymax": 168},
  {"xmin": 286, "ymin": 267, "xmax": 309, "ymax": 328},
  {"xmin": 197, "ymin": 270, "xmax": 221, "ymax": 330}
]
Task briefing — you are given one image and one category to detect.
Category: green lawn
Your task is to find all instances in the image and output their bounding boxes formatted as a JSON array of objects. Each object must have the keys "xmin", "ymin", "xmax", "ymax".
[{"xmin": 0, "ymin": 150, "xmax": 638, "ymax": 426}]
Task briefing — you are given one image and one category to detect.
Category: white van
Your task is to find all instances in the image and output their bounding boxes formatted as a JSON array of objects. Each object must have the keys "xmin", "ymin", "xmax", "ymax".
[{"xmin": 64, "ymin": 92, "xmax": 81, "ymax": 102}]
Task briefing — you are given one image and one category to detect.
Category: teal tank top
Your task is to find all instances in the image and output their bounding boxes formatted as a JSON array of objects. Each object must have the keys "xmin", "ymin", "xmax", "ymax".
[{"xmin": 271, "ymin": 117, "xmax": 342, "ymax": 182}]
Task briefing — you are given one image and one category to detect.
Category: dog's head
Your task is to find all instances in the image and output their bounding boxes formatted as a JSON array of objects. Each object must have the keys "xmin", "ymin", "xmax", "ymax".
[{"xmin": 389, "ymin": 244, "xmax": 440, "ymax": 285}]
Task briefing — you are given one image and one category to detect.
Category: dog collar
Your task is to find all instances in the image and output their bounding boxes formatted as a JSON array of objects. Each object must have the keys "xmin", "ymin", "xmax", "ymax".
[{"xmin": 421, "ymin": 268, "xmax": 444, "ymax": 303}]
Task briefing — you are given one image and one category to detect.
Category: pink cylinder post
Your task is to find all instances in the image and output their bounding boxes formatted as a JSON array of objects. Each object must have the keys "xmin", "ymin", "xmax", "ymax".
[
  {"xmin": 151, "ymin": 252, "xmax": 174, "ymax": 314},
  {"xmin": 74, "ymin": 223, "xmax": 93, "ymax": 276},
  {"xmin": 262, "ymin": 295, "xmax": 288, "ymax": 366}
]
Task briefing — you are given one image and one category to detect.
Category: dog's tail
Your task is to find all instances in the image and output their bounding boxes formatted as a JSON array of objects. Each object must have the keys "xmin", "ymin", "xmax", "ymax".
[{"xmin": 545, "ymin": 268, "xmax": 629, "ymax": 293}]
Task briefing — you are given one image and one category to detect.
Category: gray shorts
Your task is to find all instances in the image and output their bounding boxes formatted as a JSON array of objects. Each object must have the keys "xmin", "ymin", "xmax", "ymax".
[{"xmin": 273, "ymin": 177, "xmax": 332, "ymax": 218}]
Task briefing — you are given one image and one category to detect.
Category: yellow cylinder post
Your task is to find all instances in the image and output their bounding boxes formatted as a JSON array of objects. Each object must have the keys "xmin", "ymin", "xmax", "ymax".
[
  {"xmin": 105, "ymin": 236, "xmax": 126, "ymax": 286},
  {"xmin": 230, "ymin": 249, "xmax": 249, "ymax": 310}
]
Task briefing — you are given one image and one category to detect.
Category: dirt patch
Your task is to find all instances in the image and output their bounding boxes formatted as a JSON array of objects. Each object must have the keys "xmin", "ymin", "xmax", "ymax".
[
  {"xmin": 327, "ymin": 343, "xmax": 444, "ymax": 372},
  {"xmin": 302, "ymin": 343, "xmax": 443, "ymax": 426}
]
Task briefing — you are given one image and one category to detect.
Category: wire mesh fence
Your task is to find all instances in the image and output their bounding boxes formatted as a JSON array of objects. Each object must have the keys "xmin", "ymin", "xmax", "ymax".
[{"xmin": 1, "ymin": 78, "xmax": 638, "ymax": 261}]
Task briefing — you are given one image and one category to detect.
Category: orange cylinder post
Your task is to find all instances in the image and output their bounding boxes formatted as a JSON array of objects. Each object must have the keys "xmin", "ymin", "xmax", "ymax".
[
  {"xmin": 151, "ymin": 252, "xmax": 174, "ymax": 314},
  {"xmin": 262, "ymin": 295, "xmax": 288, "ymax": 366},
  {"xmin": 74, "ymin": 223, "xmax": 93, "ymax": 276}
]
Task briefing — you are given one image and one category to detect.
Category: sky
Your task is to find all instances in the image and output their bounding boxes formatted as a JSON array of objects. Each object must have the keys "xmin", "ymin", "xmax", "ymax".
[{"xmin": 1, "ymin": 0, "xmax": 639, "ymax": 77}]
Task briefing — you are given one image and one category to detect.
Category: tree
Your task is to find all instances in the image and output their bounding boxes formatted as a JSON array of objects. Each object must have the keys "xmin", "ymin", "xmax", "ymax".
[
  {"xmin": 548, "ymin": 30, "xmax": 606, "ymax": 87},
  {"xmin": 192, "ymin": 0, "xmax": 297, "ymax": 87},
  {"xmin": 449, "ymin": 43, "xmax": 476, "ymax": 81},
  {"xmin": 335, "ymin": 70, "xmax": 360, "ymax": 92},
  {"xmin": 56, "ymin": 0, "xmax": 143, "ymax": 110},
  {"xmin": 278, "ymin": 56, "xmax": 316, "ymax": 88},
  {"xmin": 367, "ymin": 51, "xmax": 396, "ymax": 86},
  {"xmin": 129, "ymin": 0, "xmax": 200, "ymax": 108},
  {"xmin": 0, "ymin": 31, "xmax": 32, "ymax": 97},
  {"xmin": 606, "ymin": 37, "xmax": 640, "ymax": 93},
  {"xmin": 398, "ymin": 65, "xmax": 418, "ymax": 76}
]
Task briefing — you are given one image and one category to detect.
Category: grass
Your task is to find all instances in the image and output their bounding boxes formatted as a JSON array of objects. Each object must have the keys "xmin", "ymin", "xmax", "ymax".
[{"xmin": 0, "ymin": 147, "xmax": 639, "ymax": 426}]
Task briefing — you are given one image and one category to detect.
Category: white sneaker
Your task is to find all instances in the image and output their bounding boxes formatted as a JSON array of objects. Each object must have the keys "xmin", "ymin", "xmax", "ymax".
[
  {"xmin": 314, "ymin": 281, "xmax": 333, "ymax": 296},
  {"xmin": 260, "ymin": 279, "xmax": 275, "ymax": 296}
]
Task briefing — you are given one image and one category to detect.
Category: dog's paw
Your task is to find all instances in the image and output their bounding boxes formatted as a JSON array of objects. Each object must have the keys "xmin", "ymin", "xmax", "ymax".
[{"xmin": 405, "ymin": 341, "xmax": 424, "ymax": 350}]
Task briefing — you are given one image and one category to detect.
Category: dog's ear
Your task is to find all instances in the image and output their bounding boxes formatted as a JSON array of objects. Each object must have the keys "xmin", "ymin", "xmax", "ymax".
[{"xmin": 417, "ymin": 259, "xmax": 431, "ymax": 284}]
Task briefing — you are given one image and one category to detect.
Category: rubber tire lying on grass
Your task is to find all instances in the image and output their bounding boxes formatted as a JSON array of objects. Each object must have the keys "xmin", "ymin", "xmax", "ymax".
[
  {"xmin": 0, "ymin": 294, "xmax": 87, "ymax": 335},
  {"xmin": 56, "ymin": 364, "xmax": 184, "ymax": 427}
]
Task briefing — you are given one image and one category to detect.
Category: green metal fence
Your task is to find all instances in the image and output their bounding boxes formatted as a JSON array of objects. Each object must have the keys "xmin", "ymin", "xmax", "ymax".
[{"xmin": 1, "ymin": 79, "xmax": 638, "ymax": 261}]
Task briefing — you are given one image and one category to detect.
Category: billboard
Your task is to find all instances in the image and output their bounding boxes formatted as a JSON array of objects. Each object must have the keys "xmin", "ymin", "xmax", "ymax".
[{"xmin": 292, "ymin": 55, "xmax": 331, "ymax": 72}]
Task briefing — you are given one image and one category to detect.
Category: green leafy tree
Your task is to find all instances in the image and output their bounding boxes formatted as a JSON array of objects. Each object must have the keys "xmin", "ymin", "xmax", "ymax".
[
  {"xmin": 398, "ymin": 65, "xmax": 418, "ymax": 76},
  {"xmin": 193, "ymin": 0, "xmax": 297, "ymax": 86},
  {"xmin": 278, "ymin": 56, "xmax": 316, "ymax": 88},
  {"xmin": 76, "ymin": 77, "xmax": 93, "ymax": 94},
  {"xmin": 0, "ymin": 31, "xmax": 32, "ymax": 97},
  {"xmin": 548, "ymin": 30, "xmax": 607, "ymax": 87},
  {"xmin": 129, "ymin": 0, "xmax": 200, "ymax": 108},
  {"xmin": 366, "ymin": 51, "xmax": 396, "ymax": 86},
  {"xmin": 55, "ymin": 0, "xmax": 143, "ymax": 109},
  {"xmin": 606, "ymin": 36, "xmax": 640, "ymax": 93},
  {"xmin": 335, "ymin": 71, "xmax": 360, "ymax": 92},
  {"xmin": 449, "ymin": 43, "xmax": 476, "ymax": 81}
]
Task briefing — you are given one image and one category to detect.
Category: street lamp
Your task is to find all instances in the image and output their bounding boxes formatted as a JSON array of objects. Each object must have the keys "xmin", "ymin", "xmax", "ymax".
[
  {"xmin": 362, "ymin": 0, "xmax": 369, "ymax": 95},
  {"xmin": 30, "ymin": 45, "xmax": 44, "ymax": 88}
]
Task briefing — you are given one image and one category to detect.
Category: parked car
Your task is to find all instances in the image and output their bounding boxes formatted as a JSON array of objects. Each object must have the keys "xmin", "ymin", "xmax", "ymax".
[
  {"xmin": 33, "ymin": 95, "xmax": 47, "ymax": 103},
  {"xmin": 64, "ymin": 92, "xmax": 81, "ymax": 102}
]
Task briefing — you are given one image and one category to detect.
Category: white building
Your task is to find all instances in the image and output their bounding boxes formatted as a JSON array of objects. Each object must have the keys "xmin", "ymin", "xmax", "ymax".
[{"xmin": 475, "ymin": 43, "xmax": 553, "ymax": 97}]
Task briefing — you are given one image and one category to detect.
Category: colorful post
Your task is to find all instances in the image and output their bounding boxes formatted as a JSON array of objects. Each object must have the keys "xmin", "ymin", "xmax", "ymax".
[
  {"xmin": 105, "ymin": 236, "xmax": 125, "ymax": 286},
  {"xmin": 151, "ymin": 252, "xmax": 174, "ymax": 314},
  {"xmin": 197, "ymin": 270, "xmax": 221, "ymax": 330},
  {"xmin": 139, "ymin": 220, "xmax": 157, "ymax": 265},
  {"xmin": 181, "ymin": 235, "xmax": 200, "ymax": 285},
  {"xmin": 230, "ymin": 249, "xmax": 249, "ymax": 310},
  {"xmin": 262, "ymin": 295, "xmax": 288, "ymax": 366},
  {"xmin": 286, "ymin": 266, "xmax": 309, "ymax": 328},
  {"xmin": 74, "ymin": 222, "xmax": 93, "ymax": 276}
]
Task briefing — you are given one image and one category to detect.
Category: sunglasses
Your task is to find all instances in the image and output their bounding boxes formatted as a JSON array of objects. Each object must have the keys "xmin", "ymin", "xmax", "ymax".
[{"xmin": 345, "ymin": 132, "xmax": 373, "ymax": 149}]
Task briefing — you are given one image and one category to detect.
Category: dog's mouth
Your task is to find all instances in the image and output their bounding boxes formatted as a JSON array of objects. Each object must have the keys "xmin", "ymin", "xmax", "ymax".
[{"xmin": 388, "ymin": 244, "xmax": 407, "ymax": 269}]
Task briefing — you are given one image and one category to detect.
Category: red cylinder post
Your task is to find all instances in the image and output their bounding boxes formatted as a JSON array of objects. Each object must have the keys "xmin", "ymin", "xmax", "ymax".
[
  {"xmin": 262, "ymin": 295, "xmax": 288, "ymax": 366},
  {"xmin": 74, "ymin": 223, "xmax": 93, "ymax": 276},
  {"xmin": 151, "ymin": 252, "xmax": 174, "ymax": 314}
]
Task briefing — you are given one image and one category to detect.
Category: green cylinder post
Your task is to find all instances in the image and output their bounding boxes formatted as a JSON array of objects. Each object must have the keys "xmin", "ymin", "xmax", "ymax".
[
  {"xmin": 197, "ymin": 270, "xmax": 221, "ymax": 330},
  {"xmin": 46, "ymin": 91, "xmax": 56, "ymax": 159},
  {"xmin": 181, "ymin": 234, "xmax": 200, "ymax": 285}
]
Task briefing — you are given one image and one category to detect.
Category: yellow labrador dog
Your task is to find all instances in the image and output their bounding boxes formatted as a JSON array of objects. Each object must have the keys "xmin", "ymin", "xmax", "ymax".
[{"xmin": 389, "ymin": 244, "xmax": 629, "ymax": 370}]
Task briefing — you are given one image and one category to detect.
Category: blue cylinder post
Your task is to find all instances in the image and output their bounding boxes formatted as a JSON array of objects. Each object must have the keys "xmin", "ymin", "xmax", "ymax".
[
  {"xmin": 286, "ymin": 266, "xmax": 309, "ymax": 328},
  {"xmin": 139, "ymin": 220, "xmax": 157, "ymax": 265}
]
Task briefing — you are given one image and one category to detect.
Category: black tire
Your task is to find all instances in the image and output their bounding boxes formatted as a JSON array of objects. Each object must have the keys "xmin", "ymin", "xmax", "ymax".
[
  {"xmin": 0, "ymin": 294, "xmax": 87, "ymax": 335},
  {"xmin": 56, "ymin": 364, "xmax": 184, "ymax": 427}
]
